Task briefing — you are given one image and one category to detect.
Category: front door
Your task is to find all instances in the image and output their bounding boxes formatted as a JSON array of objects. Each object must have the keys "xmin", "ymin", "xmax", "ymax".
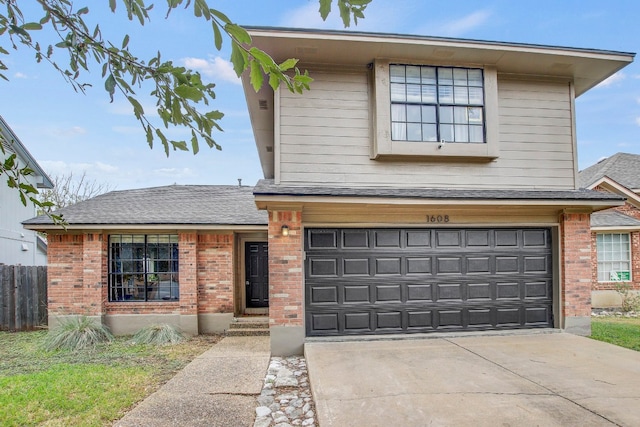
[{"xmin": 245, "ymin": 242, "xmax": 269, "ymax": 308}]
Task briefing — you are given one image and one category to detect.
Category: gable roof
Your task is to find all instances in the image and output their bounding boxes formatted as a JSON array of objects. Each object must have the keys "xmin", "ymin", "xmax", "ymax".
[
  {"xmin": 579, "ymin": 153, "xmax": 640, "ymax": 191},
  {"xmin": 591, "ymin": 210, "xmax": 640, "ymax": 230},
  {"xmin": 23, "ymin": 185, "xmax": 267, "ymax": 230},
  {"xmin": 0, "ymin": 115, "xmax": 53, "ymax": 189}
]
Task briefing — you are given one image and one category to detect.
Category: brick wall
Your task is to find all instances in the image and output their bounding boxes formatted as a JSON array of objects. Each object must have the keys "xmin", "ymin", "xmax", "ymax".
[
  {"xmin": 560, "ymin": 213, "xmax": 592, "ymax": 318},
  {"xmin": 589, "ymin": 187, "xmax": 640, "ymax": 291},
  {"xmin": 197, "ymin": 233, "xmax": 234, "ymax": 314},
  {"xmin": 268, "ymin": 210, "xmax": 303, "ymax": 327},
  {"xmin": 48, "ymin": 233, "xmax": 105, "ymax": 317}
]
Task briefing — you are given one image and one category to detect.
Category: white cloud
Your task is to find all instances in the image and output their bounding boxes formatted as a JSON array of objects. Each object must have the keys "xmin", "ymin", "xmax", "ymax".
[
  {"xmin": 182, "ymin": 56, "xmax": 240, "ymax": 85},
  {"xmin": 14, "ymin": 72, "xmax": 28, "ymax": 79},
  {"xmin": 596, "ymin": 72, "xmax": 626, "ymax": 88},
  {"xmin": 153, "ymin": 167, "xmax": 196, "ymax": 178},
  {"xmin": 635, "ymin": 117, "xmax": 640, "ymax": 126},
  {"xmin": 426, "ymin": 10, "xmax": 492, "ymax": 37},
  {"xmin": 39, "ymin": 160, "xmax": 120, "ymax": 177},
  {"xmin": 50, "ymin": 126, "xmax": 87, "ymax": 137}
]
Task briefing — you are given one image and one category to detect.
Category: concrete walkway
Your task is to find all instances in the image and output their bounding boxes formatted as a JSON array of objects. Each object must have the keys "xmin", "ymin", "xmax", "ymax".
[
  {"xmin": 115, "ymin": 336, "xmax": 270, "ymax": 427},
  {"xmin": 306, "ymin": 332, "xmax": 640, "ymax": 426}
]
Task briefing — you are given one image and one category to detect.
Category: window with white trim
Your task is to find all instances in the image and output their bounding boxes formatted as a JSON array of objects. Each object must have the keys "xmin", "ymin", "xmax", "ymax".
[
  {"xmin": 596, "ymin": 233, "xmax": 632, "ymax": 282},
  {"xmin": 390, "ymin": 65, "xmax": 485, "ymax": 143},
  {"xmin": 108, "ymin": 234, "xmax": 179, "ymax": 302}
]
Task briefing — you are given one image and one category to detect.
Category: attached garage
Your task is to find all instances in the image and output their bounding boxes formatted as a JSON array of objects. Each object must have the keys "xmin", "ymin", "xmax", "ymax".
[{"xmin": 305, "ymin": 228, "xmax": 554, "ymax": 336}]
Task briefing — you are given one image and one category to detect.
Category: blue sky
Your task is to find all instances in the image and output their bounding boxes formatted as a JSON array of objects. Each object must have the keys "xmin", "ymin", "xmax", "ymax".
[{"xmin": 1, "ymin": 0, "xmax": 639, "ymax": 191}]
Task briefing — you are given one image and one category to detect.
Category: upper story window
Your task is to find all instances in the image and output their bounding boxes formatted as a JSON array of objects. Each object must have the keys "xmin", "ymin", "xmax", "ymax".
[
  {"xmin": 596, "ymin": 233, "xmax": 632, "ymax": 282},
  {"xmin": 371, "ymin": 60, "xmax": 498, "ymax": 160},
  {"xmin": 390, "ymin": 65, "xmax": 485, "ymax": 144},
  {"xmin": 108, "ymin": 234, "xmax": 179, "ymax": 302}
]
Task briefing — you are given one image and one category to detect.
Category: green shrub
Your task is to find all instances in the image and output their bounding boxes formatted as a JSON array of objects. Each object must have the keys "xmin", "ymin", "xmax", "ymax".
[
  {"xmin": 44, "ymin": 316, "xmax": 114, "ymax": 351},
  {"xmin": 131, "ymin": 324, "xmax": 185, "ymax": 345},
  {"xmin": 614, "ymin": 282, "xmax": 640, "ymax": 312}
]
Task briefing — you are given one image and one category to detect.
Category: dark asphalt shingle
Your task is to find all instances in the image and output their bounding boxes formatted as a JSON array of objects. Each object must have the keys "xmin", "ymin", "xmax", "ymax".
[
  {"xmin": 578, "ymin": 153, "xmax": 640, "ymax": 190},
  {"xmin": 591, "ymin": 210, "xmax": 640, "ymax": 228},
  {"xmin": 23, "ymin": 185, "xmax": 267, "ymax": 226},
  {"xmin": 253, "ymin": 179, "xmax": 624, "ymax": 201}
]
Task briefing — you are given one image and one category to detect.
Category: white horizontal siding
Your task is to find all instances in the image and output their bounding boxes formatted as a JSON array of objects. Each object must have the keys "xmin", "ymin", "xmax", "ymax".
[{"xmin": 278, "ymin": 72, "xmax": 576, "ymax": 190}]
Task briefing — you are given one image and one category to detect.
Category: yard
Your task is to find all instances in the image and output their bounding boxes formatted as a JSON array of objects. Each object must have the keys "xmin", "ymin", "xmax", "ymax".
[
  {"xmin": 0, "ymin": 330, "xmax": 220, "ymax": 426},
  {"xmin": 590, "ymin": 316, "xmax": 640, "ymax": 351}
]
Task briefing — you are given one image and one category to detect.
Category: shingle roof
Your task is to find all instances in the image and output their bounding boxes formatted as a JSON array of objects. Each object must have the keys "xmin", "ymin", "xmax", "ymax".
[
  {"xmin": 578, "ymin": 153, "xmax": 640, "ymax": 190},
  {"xmin": 591, "ymin": 210, "xmax": 640, "ymax": 228},
  {"xmin": 23, "ymin": 185, "xmax": 267, "ymax": 227},
  {"xmin": 253, "ymin": 179, "xmax": 624, "ymax": 202}
]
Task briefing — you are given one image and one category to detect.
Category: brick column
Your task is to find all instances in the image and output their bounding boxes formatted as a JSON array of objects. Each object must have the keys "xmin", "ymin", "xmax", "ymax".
[
  {"xmin": 196, "ymin": 233, "xmax": 234, "ymax": 333},
  {"xmin": 81, "ymin": 233, "xmax": 105, "ymax": 317},
  {"xmin": 560, "ymin": 212, "xmax": 592, "ymax": 335},
  {"xmin": 179, "ymin": 232, "xmax": 198, "ymax": 314},
  {"xmin": 268, "ymin": 209, "xmax": 304, "ymax": 355}
]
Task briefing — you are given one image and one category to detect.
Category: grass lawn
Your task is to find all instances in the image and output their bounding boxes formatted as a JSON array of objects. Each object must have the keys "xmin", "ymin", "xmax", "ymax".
[
  {"xmin": 0, "ymin": 330, "xmax": 220, "ymax": 426},
  {"xmin": 590, "ymin": 317, "xmax": 640, "ymax": 351}
]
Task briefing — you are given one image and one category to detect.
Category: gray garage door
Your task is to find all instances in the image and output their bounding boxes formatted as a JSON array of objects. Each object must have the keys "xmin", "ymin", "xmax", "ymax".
[{"xmin": 305, "ymin": 228, "xmax": 553, "ymax": 336}]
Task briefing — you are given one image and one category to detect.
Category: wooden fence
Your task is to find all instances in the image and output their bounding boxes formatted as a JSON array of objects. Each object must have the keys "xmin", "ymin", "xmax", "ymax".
[{"xmin": 0, "ymin": 265, "xmax": 47, "ymax": 331}]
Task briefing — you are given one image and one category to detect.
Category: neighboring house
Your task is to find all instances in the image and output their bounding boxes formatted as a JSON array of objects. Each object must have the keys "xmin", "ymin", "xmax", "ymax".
[
  {"xmin": 0, "ymin": 115, "xmax": 53, "ymax": 266},
  {"xmin": 578, "ymin": 153, "xmax": 640, "ymax": 308},
  {"xmin": 24, "ymin": 28, "xmax": 634, "ymax": 356}
]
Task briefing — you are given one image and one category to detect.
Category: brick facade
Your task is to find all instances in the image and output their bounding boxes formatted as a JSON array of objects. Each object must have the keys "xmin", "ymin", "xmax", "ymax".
[
  {"xmin": 267, "ymin": 210, "xmax": 303, "ymax": 327},
  {"xmin": 197, "ymin": 233, "xmax": 234, "ymax": 313},
  {"xmin": 589, "ymin": 187, "xmax": 640, "ymax": 292},
  {"xmin": 47, "ymin": 231, "xmax": 237, "ymax": 324},
  {"xmin": 560, "ymin": 213, "xmax": 592, "ymax": 318}
]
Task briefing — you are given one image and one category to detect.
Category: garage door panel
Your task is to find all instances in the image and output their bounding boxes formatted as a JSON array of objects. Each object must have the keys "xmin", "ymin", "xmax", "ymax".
[
  {"xmin": 407, "ymin": 257, "xmax": 432, "ymax": 274},
  {"xmin": 376, "ymin": 258, "xmax": 402, "ymax": 274},
  {"xmin": 343, "ymin": 258, "xmax": 370, "ymax": 275},
  {"xmin": 305, "ymin": 228, "xmax": 553, "ymax": 336},
  {"xmin": 343, "ymin": 230, "xmax": 369, "ymax": 248}
]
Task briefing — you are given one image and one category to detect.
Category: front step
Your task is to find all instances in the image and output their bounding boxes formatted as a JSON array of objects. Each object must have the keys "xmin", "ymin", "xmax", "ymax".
[{"xmin": 225, "ymin": 316, "xmax": 269, "ymax": 337}]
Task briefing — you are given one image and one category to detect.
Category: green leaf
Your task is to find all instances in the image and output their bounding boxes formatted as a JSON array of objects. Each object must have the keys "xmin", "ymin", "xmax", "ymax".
[
  {"xmin": 338, "ymin": 0, "xmax": 351, "ymax": 27},
  {"xmin": 77, "ymin": 7, "xmax": 89, "ymax": 15},
  {"xmin": 230, "ymin": 42, "xmax": 248, "ymax": 76},
  {"xmin": 104, "ymin": 74, "xmax": 116, "ymax": 102},
  {"xmin": 225, "ymin": 23, "xmax": 251, "ymax": 44},
  {"xmin": 128, "ymin": 96, "xmax": 144, "ymax": 118},
  {"xmin": 210, "ymin": 8, "xmax": 232, "ymax": 24},
  {"xmin": 212, "ymin": 21, "xmax": 223, "ymax": 50},
  {"xmin": 205, "ymin": 110, "xmax": 224, "ymax": 120},
  {"xmin": 249, "ymin": 47, "xmax": 276, "ymax": 71},
  {"xmin": 122, "ymin": 34, "xmax": 130, "ymax": 49},
  {"xmin": 191, "ymin": 131, "xmax": 199, "ymax": 155},
  {"xmin": 109, "ymin": 0, "xmax": 116, "ymax": 12},
  {"xmin": 171, "ymin": 140, "xmax": 188, "ymax": 151},
  {"xmin": 175, "ymin": 85, "xmax": 204, "ymax": 102},
  {"xmin": 279, "ymin": 58, "xmax": 299, "ymax": 71},
  {"xmin": 22, "ymin": 22, "xmax": 42, "ymax": 31},
  {"xmin": 268, "ymin": 72, "xmax": 281, "ymax": 92},
  {"xmin": 319, "ymin": 0, "xmax": 332, "ymax": 20},
  {"xmin": 249, "ymin": 60, "xmax": 263, "ymax": 92}
]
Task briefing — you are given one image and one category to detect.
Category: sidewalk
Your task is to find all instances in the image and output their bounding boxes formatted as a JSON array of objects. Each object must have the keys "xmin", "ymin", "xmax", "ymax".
[{"xmin": 115, "ymin": 336, "xmax": 270, "ymax": 427}]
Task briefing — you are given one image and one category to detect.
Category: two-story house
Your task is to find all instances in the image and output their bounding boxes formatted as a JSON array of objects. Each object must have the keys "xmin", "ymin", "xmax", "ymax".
[
  {"xmin": 243, "ymin": 27, "xmax": 633, "ymax": 355},
  {"xmin": 1, "ymin": 115, "xmax": 53, "ymax": 266},
  {"xmin": 24, "ymin": 28, "xmax": 634, "ymax": 356}
]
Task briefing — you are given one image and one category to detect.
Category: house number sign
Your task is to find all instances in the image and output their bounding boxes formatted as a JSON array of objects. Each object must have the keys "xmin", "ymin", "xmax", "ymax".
[{"xmin": 426, "ymin": 215, "xmax": 450, "ymax": 223}]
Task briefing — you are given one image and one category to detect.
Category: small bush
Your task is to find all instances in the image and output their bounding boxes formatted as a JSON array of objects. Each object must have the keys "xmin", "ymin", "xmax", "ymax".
[
  {"xmin": 132, "ymin": 324, "xmax": 184, "ymax": 346},
  {"xmin": 614, "ymin": 283, "xmax": 640, "ymax": 312},
  {"xmin": 44, "ymin": 316, "xmax": 114, "ymax": 351}
]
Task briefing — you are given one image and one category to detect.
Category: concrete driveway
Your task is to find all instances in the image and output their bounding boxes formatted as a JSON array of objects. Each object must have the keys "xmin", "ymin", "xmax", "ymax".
[{"xmin": 305, "ymin": 331, "xmax": 640, "ymax": 426}]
